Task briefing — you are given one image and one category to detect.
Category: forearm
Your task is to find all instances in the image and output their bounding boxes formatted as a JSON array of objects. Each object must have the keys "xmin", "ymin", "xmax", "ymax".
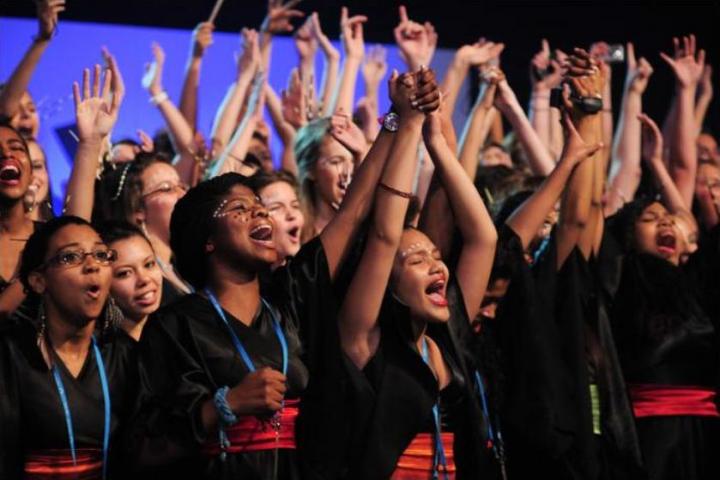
[
  {"xmin": 211, "ymin": 75, "xmax": 253, "ymax": 151},
  {"xmin": 362, "ymin": 84, "xmax": 381, "ymax": 142},
  {"xmin": 65, "ymin": 140, "xmax": 103, "ymax": 221},
  {"xmin": 333, "ymin": 57, "xmax": 361, "ymax": 114},
  {"xmin": 208, "ymin": 116, "xmax": 257, "ymax": 179},
  {"xmin": 0, "ymin": 280, "xmax": 26, "ymax": 322},
  {"xmin": 695, "ymin": 91, "xmax": 712, "ymax": 135},
  {"xmin": 528, "ymin": 86, "xmax": 552, "ymax": 153},
  {"xmin": 440, "ymin": 60, "xmax": 469, "ymax": 119},
  {"xmin": 649, "ymin": 157, "xmax": 688, "ymax": 213},
  {"xmin": 0, "ymin": 39, "xmax": 49, "ymax": 118},
  {"xmin": 600, "ymin": 78, "xmax": 613, "ymax": 172},
  {"xmin": 606, "ymin": 90, "xmax": 643, "ymax": 214},
  {"xmin": 320, "ymin": 127, "xmax": 395, "ymax": 279},
  {"xmin": 265, "ymin": 86, "xmax": 298, "ymax": 174},
  {"xmin": 320, "ymin": 55, "xmax": 340, "ymax": 117},
  {"xmin": 179, "ymin": 58, "xmax": 202, "ymax": 130},
  {"xmin": 500, "ymin": 102, "xmax": 555, "ymax": 176},
  {"xmin": 670, "ymin": 87, "xmax": 699, "ymax": 206},
  {"xmin": 508, "ymin": 160, "xmax": 575, "ymax": 251},
  {"xmin": 457, "ymin": 102, "xmax": 493, "ymax": 178},
  {"xmin": 549, "ymin": 107, "xmax": 564, "ymax": 160}
]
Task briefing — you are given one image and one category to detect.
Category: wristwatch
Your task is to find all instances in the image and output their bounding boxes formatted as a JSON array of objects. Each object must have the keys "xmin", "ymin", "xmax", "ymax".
[{"xmin": 380, "ymin": 111, "xmax": 400, "ymax": 132}]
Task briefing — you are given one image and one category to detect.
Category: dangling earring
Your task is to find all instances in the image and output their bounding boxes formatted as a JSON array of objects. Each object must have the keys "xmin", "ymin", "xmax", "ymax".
[
  {"xmin": 104, "ymin": 296, "xmax": 124, "ymax": 331},
  {"xmin": 36, "ymin": 302, "xmax": 46, "ymax": 348}
]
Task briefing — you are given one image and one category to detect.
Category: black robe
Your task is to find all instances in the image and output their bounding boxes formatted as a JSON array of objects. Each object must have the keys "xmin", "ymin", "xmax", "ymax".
[
  {"xmin": 0, "ymin": 319, "xmax": 139, "ymax": 479},
  {"xmin": 599, "ymin": 222, "xmax": 720, "ymax": 480}
]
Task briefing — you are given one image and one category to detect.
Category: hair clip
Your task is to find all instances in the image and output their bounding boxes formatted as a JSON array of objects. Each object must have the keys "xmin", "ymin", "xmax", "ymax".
[{"xmin": 111, "ymin": 163, "xmax": 132, "ymax": 201}]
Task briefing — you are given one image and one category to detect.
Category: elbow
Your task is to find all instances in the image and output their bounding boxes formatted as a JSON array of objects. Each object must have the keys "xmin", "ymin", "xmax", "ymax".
[{"xmin": 370, "ymin": 224, "xmax": 403, "ymax": 249}]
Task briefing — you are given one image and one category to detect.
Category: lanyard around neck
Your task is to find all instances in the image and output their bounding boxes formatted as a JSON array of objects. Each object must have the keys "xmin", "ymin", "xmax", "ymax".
[
  {"xmin": 420, "ymin": 336, "xmax": 449, "ymax": 480},
  {"xmin": 204, "ymin": 289, "xmax": 288, "ymax": 376},
  {"xmin": 50, "ymin": 335, "xmax": 111, "ymax": 480},
  {"xmin": 475, "ymin": 370, "xmax": 507, "ymax": 480}
]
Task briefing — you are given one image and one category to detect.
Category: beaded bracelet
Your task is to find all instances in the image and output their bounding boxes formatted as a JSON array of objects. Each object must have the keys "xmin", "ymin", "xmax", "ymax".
[
  {"xmin": 214, "ymin": 386, "xmax": 237, "ymax": 461},
  {"xmin": 149, "ymin": 91, "xmax": 169, "ymax": 106}
]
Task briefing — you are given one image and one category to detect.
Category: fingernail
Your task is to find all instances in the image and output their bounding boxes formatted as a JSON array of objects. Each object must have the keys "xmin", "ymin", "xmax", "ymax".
[{"xmin": 411, "ymin": 100, "xmax": 419, "ymax": 108}]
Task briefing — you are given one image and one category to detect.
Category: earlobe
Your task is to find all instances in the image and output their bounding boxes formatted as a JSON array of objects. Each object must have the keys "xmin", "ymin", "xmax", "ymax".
[{"xmin": 27, "ymin": 271, "xmax": 46, "ymax": 295}]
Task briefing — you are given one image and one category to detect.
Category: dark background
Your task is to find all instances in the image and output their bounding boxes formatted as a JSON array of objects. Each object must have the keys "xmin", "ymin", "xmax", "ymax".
[{"xmin": 6, "ymin": 0, "xmax": 720, "ymax": 132}]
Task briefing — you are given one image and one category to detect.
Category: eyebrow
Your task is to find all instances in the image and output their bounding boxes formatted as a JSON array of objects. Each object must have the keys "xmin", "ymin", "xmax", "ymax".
[{"xmin": 54, "ymin": 241, "xmax": 105, "ymax": 251}]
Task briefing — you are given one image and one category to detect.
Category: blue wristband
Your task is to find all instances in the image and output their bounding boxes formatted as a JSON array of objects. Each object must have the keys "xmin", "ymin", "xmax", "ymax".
[{"xmin": 214, "ymin": 386, "xmax": 238, "ymax": 426}]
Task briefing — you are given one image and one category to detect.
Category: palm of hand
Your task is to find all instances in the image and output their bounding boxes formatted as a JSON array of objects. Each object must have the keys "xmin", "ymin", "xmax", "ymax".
[
  {"xmin": 295, "ymin": 29, "xmax": 317, "ymax": 57},
  {"xmin": 332, "ymin": 121, "xmax": 365, "ymax": 154},
  {"xmin": 673, "ymin": 56, "xmax": 703, "ymax": 87},
  {"xmin": 363, "ymin": 61, "xmax": 386, "ymax": 84},
  {"xmin": 77, "ymin": 97, "xmax": 115, "ymax": 141}
]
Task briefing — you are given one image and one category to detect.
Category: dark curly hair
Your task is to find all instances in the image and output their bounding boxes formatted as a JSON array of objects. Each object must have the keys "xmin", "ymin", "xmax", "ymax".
[{"xmin": 170, "ymin": 172, "xmax": 255, "ymax": 289}]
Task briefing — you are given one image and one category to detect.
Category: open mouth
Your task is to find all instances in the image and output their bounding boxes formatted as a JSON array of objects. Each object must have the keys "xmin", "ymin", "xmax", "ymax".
[
  {"xmin": 287, "ymin": 225, "xmax": 301, "ymax": 244},
  {"xmin": 0, "ymin": 163, "xmax": 21, "ymax": 183},
  {"xmin": 85, "ymin": 284, "xmax": 102, "ymax": 301},
  {"xmin": 656, "ymin": 231, "xmax": 677, "ymax": 256},
  {"xmin": 250, "ymin": 223, "xmax": 273, "ymax": 241},
  {"xmin": 134, "ymin": 289, "xmax": 158, "ymax": 307},
  {"xmin": 425, "ymin": 278, "xmax": 448, "ymax": 307}
]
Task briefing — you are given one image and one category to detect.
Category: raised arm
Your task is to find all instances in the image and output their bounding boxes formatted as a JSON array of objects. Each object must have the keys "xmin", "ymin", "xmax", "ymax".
[
  {"xmin": 589, "ymin": 42, "xmax": 614, "ymax": 173},
  {"xmin": 0, "ymin": 0, "xmax": 63, "ymax": 135},
  {"xmin": 423, "ymin": 111, "xmax": 497, "ymax": 321},
  {"xmin": 320, "ymin": 68, "xmax": 439, "ymax": 280},
  {"xmin": 179, "ymin": 22, "xmax": 214, "ymax": 130},
  {"xmin": 660, "ymin": 34, "xmax": 704, "ymax": 207},
  {"xmin": 294, "ymin": 16, "xmax": 317, "ymax": 94},
  {"xmin": 358, "ymin": 45, "xmax": 388, "ymax": 143},
  {"xmin": 332, "ymin": 7, "xmax": 367, "ymax": 115},
  {"xmin": 308, "ymin": 13, "xmax": 341, "ymax": 117},
  {"xmin": 259, "ymin": 0, "xmax": 304, "ymax": 73},
  {"xmin": 141, "ymin": 42, "xmax": 196, "ymax": 185},
  {"xmin": 508, "ymin": 113, "xmax": 602, "ymax": 251},
  {"xmin": 210, "ymin": 29, "xmax": 260, "ymax": 153},
  {"xmin": 458, "ymin": 69, "xmax": 501, "ymax": 177},
  {"xmin": 528, "ymin": 39, "xmax": 563, "ymax": 157},
  {"xmin": 65, "ymin": 65, "xmax": 122, "ymax": 221},
  {"xmin": 265, "ymin": 84, "xmax": 298, "ymax": 174},
  {"xmin": 494, "ymin": 77, "xmax": 556, "ymax": 176},
  {"xmin": 338, "ymin": 71, "xmax": 429, "ymax": 369},
  {"xmin": 695, "ymin": 65, "xmax": 713, "ymax": 135},
  {"xmin": 394, "ymin": 6, "xmax": 436, "ymax": 73},
  {"xmin": 605, "ymin": 43, "xmax": 653, "ymax": 216}
]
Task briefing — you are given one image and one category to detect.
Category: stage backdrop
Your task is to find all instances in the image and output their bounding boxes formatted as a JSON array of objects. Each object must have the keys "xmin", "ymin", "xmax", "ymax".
[{"xmin": 1, "ymin": 18, "xmax": 465, "ymax": 212}]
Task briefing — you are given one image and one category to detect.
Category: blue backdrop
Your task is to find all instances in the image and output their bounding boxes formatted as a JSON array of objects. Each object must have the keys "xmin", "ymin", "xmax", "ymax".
[{"xmin": 0, "ymin": 18, "xmax": 463, "ymax": 211}]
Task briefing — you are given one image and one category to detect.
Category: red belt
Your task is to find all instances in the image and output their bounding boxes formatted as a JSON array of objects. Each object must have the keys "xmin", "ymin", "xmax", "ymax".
[
  {"xmin": 391, "ymin": 432, "xmax": 456, "ymax": 480},
  {"xmin": 24, "ymin": 448, "xmax": 103, "ymax": 479},
  {"xmin": 630, "ymin": 384, "xmax": 719, "ymax": 418},
  {"xmin": 202, "ymin": 400, "xmax": 299, "ymax": 456}
]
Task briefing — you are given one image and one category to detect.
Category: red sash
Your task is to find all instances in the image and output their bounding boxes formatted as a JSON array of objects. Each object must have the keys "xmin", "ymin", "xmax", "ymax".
[
  {"xmin": 630, "ymin": 384, "xmax": 719, "ymax": 418},
  {"xmin": 202, "ymin": 400, "xmax": 299, "ymax": 456},
  {"xmin": 24, "ymin": 448, "xmax": 103, "ymax": 479},
  {"xmin": 391, "ymin": 432, "xmax": 456, "ymax": 480}
]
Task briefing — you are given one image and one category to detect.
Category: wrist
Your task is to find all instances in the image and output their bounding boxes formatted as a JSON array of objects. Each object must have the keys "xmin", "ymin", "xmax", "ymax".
[
  {"xmin": 451, "ymin": 55, "xmax": 471, "ymax": 72},
  {"xmin": 399, "ymin": 113, "xmax": 425, "ymax": 129},
  {"xmin": 149, "ymin": 91, "xmax": 168, "ymax": 105},
  {"xmin": 344, "ymin": 54, "xmax": 363, "ymax": 65}
]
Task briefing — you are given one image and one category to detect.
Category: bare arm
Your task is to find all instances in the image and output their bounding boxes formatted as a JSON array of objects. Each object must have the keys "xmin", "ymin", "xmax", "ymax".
[
  {"xmin": 695, "ymin": 65, "xmax": 713, "ymax": 135},
  {"xmin": 210, "ymin": 29, "xmax": 260, "ymax": 153},
  {"xmin": 308, "ymin": 12, "xmax": 341, "ymax": 117},
  {"xmin": 457, "ymin": 73, "xmax": 500, "ymax": 177},
  {"xmin": 528, "ymin": 39, "xmax": 563, "ymax": 156},
  {"xmin": 494, "ymin": 79, "xmax": 556, "ymax": 176},
  {"xmin": 605, "ymin": 44, "xmax": 653, "ymax": 216},
  {"xmin": 661, "ymin": 35, "xmax": 704, "ymax": 207},
  {"xmin": 423, "ymin": 112, "xmax": 497, "ymax": 321},
  {"xmin": 65, "ymin": 65, "xmax": 122, "ymax": 221},
  {"xmin": 264, "ymin": 85, "xmax": 298, "ymax": 175},
  {"xmin": 338, "ymin": 74, "xmax": 426, "ymax": 369},
  {"xmin": 332, "ymin": 7, "xmax": 367, "ymax": 115},
  {"xmin": 179, "ymin": 22, "xmax": 213, "ymax": 130},
  {"xmin": 0, "ymin": 0, "xmax": 62, "ymax": 125},
  {"xmin": 359, "ymin": 45, "xmax": 388, "ymax": 142}
]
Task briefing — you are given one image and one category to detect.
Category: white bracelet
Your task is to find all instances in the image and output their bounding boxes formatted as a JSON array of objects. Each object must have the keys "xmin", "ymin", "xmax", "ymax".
[{"xmin": 149, "ymin": 91, "xmax": 169, "ymax": 106}]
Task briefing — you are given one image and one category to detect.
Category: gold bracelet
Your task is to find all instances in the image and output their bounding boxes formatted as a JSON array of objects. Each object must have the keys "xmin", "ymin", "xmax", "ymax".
[{"xmin": 378, "ymin": 182, "xmax": 413, "ymax": 199}]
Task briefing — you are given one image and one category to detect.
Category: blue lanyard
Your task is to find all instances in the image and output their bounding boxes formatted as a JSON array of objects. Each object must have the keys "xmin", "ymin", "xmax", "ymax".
[
  {"xmin": 50, "ymin": 335, "xmax": 111, "ymax": 480},
  {"xmin": 204, "ymin": 289, "xmax": 288, "ymax": 376},
  {"xmin": 420, "ymin": 337, "xmax": 449, "ymax": 480},
  {"xmin": 474, "ymin": 370, "xmax": 507, "ymax": 479}
]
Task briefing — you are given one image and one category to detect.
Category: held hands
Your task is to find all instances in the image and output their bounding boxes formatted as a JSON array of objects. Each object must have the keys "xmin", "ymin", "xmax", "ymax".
[
  {"xmin": 660, "ymin": 34, "xmax": 705, "ymax": 89},
  {"xmin": 562, "ymin": 48, "xmax": 605, "ymax": 118},
  {"xmin": 394, "ymin": 6, "xmax": 437, "ymax": 70},
  {"xmin": 340, "ymin": 7, "xmax": 367, "ymax": 61},
  {"xmin": 262, "ymin": 0, "xmax": 304, "ymax": 35},
  {"xmin": 73, "ymin": 65, "xmax": 121, "ymax": 143},
  {"xmin": 192, "ymin": 22, "xmax": 214, "ymax": 59},
  {"xmin": 477, "ymin": 67, "xmax": 504, "ymax": 111},
  {"xmin": 141, "ymin": 42, "xmax": 165, "ymax": 96},
  {"xmin": 389, "ymin": 66, "xmax": 440, "ymax": 121},
  {"xmin": 625, "ymin": 42, "xmax": 654, "ymax": 94},
  {"xmin": 227, "ymin": 367, "xmax": 287, "ymax": 414},
  {"xmin": 36, "ymin": 0, "xmax": 65, "ymax": 40}
]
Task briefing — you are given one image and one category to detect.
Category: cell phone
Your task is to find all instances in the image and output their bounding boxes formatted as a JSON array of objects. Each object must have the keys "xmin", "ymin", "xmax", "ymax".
[
  {"xmin": 601, "ymin": 44, "xmax": 625, "ymax": 64},
  {"xmin": 549, "ymin": 88, "xmax": 563, "ymax": 109}
]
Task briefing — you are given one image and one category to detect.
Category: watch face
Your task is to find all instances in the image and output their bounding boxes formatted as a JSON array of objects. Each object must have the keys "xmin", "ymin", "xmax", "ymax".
[{"xmin": 384, "ymin": 112, "xmax": 400, "ymax": 132}]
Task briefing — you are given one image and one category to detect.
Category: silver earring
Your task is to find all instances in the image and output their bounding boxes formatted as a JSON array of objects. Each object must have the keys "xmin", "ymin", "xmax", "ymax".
[
  {"xmin": 104, "ymin": 296, "xmax": 124, "ymax": 330},
  {"xmin": 36, "ymin": 303, "xmax": 46, "ymax": 348}
]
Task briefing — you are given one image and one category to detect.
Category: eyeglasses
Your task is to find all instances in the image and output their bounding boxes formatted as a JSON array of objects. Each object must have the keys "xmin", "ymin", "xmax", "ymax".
[
  {"xmin": 212, "ymin": 196, "xmax": 264, "ymax": 219},
  {"xmin": 42, "ymin": 248, "xmax": 117, "ymax": 269},
  {"xmin": 141, "ymin": 181, "xmax": 188, "ymax": 199}
]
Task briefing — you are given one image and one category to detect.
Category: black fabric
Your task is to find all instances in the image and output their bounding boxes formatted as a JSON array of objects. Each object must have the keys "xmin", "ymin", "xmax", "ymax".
[
  {"xmin": 134, "ymin": 238, "xmax": 330, "ymax": 479},
  {"xmin": 599, "ymin": 219, "xmax": 720, "ymax": 480},
  {"xmin": 343, "ymin": 279, "xmax": 498, "ymax": 480},
  {"xmin": 0, "ymin": 320, "xmax": 139, "ymax": 479}
]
